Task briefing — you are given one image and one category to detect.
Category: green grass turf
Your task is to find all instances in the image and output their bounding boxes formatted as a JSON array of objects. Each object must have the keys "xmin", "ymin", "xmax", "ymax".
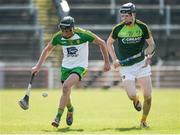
[{"xmin": 0, "ymin": 88, "xmax": 180, "ymax": 134}]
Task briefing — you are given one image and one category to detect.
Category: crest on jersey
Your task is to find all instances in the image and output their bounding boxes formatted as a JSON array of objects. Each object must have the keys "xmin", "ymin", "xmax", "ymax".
[{"xmin": 67, "ymin": 47, "xmax": 78, "ymax": 57}]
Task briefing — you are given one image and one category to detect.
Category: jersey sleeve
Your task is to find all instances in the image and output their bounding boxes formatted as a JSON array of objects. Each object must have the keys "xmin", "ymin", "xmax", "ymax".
[
  {"xmin": 51, "ymin": 36, "xmax": 58, "ymax": 46},
  {"xmin": 75, "ymin": 27, "xmax": 96, "ymax": 42},
  {"xmin": 83, "ymin": 29, "xmax": 96, "ymax": 42},
  {"xmin": 142, "ymin": 24, "xmax": 152, "ymax": 39},
  {"xmin": 51, "ymin": 32, "xmax": 61, "ymax": 46},
  {"xmin": 111, "ymin": 26, "xmax": 118, "ymax": 39}
]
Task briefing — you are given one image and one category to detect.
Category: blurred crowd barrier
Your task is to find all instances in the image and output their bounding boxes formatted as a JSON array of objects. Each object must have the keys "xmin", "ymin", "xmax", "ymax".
[{"xmin": 1, "ymin": 61, "xmax": 180, "ymax": 88}]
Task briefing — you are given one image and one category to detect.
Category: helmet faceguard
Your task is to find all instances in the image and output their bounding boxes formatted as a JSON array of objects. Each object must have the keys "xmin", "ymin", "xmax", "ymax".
[
  {"xmin": 119, "ymin": 3, "xmax": 136, "ymax": 14},
  {"xmin": 58, "ymin": 16, "xmax": 75, "ymax": 29}
]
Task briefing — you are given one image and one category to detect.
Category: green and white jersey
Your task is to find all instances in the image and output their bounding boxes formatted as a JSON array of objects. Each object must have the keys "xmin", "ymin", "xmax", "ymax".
[
  {"xmin": 51, "ymin": 27, "xmax": 96, "ymax": 68},
  {"xmin": 112, "ymin": 19, "xmax": 151, "ymax": 66}
]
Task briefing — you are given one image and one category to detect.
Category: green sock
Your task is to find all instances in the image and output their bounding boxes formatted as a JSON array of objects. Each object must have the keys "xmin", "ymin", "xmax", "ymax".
[
  {"xmin": 56, "ymin": 108, "xmax": 64, "ymax": 119},
  {"xmin": 67, "ymin": 105, "xmax": 74, "ymax": 112}
]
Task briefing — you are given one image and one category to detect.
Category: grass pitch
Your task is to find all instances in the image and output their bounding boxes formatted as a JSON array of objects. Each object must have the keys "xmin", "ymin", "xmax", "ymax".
[{"xmin": 0, "ymin": 88, "xmax": 180, "ymax": 134}]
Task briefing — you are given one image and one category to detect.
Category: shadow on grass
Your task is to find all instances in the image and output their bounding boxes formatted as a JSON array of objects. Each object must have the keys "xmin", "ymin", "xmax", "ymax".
[
  {"xmin": 57, "ymin": 127, "xmax": 84, "ymax": 132},
  {"xmin": 43, "ymin": 126, "xmax": 144, "ymax": 133},
  {"xmin": 43, "ymin": 127, "xmax": 84, "ymax": 133},
  {"xmin": 115, "ymin": 126, "xmax": 141, "ymax": 131},
  {"xmin": 99, "ymin": 126, "xmax": 141, "ymax": 132}
]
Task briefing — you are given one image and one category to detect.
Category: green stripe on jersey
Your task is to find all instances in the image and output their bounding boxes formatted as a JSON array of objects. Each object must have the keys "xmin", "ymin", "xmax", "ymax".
[
  {"xmin": 118, "ymin": 24, "xmax": 143, "ymax": 38},
  {"xmin": 51, "ymin": 27, "xmax": 95, "ymax": 46}
]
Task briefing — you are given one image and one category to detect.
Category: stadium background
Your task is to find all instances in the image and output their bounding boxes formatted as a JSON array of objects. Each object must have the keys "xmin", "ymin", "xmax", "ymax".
[
  {"xmin": 0, "ymin": 0, "xmax": 180, "ymax": 134},
  {"xmin": 0, "ymin": 0, "xmax": 180, "ymax": 89}
]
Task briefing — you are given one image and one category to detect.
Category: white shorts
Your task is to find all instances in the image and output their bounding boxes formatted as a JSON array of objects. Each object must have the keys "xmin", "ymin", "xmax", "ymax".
[{"xmin": 120, "ymin": 59, "xmax": 151, "ymax": 81}]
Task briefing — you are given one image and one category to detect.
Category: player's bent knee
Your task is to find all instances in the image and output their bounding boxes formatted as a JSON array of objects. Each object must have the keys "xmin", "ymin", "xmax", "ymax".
[{"xmin": 62, "ymin": 83, "xmax": 71, "ymax": 94}]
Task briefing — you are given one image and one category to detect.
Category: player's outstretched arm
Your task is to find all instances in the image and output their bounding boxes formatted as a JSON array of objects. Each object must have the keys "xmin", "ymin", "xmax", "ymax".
[
  {"xmin": 145, "ymin": 35, "xmax": 156, "ymax": 57},
  {"xmin": 107, "ymin": 33, "xmax": 120, "ymax": 69},
  {"xmin": 143, "ymin": 35, "xmax": 156, "ymax": 68},
  {"xmin": 92, "ymin": 35, "xmax": 110, "ymax": 72},
  {"xmin": 32, "ymin": 42, "xmax": 55, "ymax": 74}
]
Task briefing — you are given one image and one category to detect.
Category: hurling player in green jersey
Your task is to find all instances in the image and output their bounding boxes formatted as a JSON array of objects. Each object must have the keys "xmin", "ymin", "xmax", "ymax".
[
  {"xmin": 32, "ymin": 16, "xmax": 110, "ymax": 128},
  {"xmin": 107, "ymin": 3, "xmax": 156, "ymax": 128}
]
